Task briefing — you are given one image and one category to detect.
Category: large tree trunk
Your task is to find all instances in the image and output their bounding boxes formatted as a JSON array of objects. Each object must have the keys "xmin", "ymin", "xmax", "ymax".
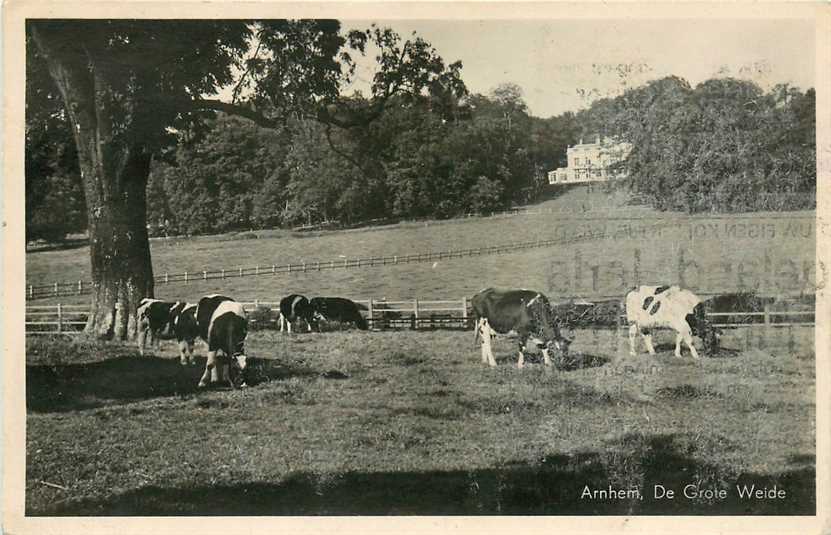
[
  {"xmin": 31, "ymin": 25, "xmax": 155, "ymax": 340},
  {"xmin": 82, "ymin": 149, "xmax": 155, "ymax": 339}
]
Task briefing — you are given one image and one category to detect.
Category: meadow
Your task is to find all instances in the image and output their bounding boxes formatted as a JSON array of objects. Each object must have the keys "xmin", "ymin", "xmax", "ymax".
[
  {"xmin": 24, "ymin": 187, "xmax": 817, "ymax": 515},
  {"xmin": 26, "ymin": 325, "xmax": 815, "ymax": 515},
  {"xmin": 26, "ymin": 187, "xmax": 817, "ymax": 306}
]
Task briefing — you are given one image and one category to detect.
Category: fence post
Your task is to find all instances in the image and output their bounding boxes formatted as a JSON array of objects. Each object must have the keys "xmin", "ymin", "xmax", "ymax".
[
  {"xmin": 461, "ymin": 296, "xmax": 468, "ymax": 329},
  {"xmin": 57, "ymin": 303, "xmax": 63, "ymax": 334},
  {"xmin": 303, "ymin": 262, "xmax": 307, "ymax": 272},
  {"xmin": 394, "ymin": 255, "xmax": 398, "ymax": 264},
  {"xmin": 29, "ymin": 285, "xmax": 33, "ymax": 299},
  {"xmin": 254, "ymin": 298, "xmax": 260, "ymax": 309},
  {"xmin": 164, "ymin": 272, "xmax": 169, "ymax": 284},
  {"xmin": 78, "ymin": 280, "xmax": 83, "ymax": 295},
  {"xmin": 288, "ymin": 263, "xmax": 292, "ymax": 273},
  {"xmin": 256, "ymin": 265, "xmax": 260, "ymax": 276},
  {"xmin": 203, "ymin": 270, "xmax": 207, "ymax": 281},
  {"xmin": 413, "ymin": 298, "xmax": 419, "ymax": 330},
  {"xmin": 368, "ymin": 298, "xmax": 374, "ymax": 330},
  {"xmin": 239, "ymin": 267, "xmax": 243, "ymax": 277},
  {"xmin": 54, "ymin": 282, "xmax": 59, "ymax": 297},
  {"xmin": 763, "ymin": 305, "xmax": 771, "ymax": 327},
  {"xmin": 184, "ymin": 271, "xmax": 189, "ymax": 283},
  {"xmin": 222, "ymin": 269, "xmax": 226, "ymax": 279},
  {"xmin": 271, "ymin": 265, "xmax": 275, "ymax": 274}
]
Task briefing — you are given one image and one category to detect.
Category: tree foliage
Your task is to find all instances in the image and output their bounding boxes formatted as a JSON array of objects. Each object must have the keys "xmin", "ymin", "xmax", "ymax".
[
  {"xmin": 25, "ymin": 19, "xmax": 467, "ymax": 341},
  {"xmin": 576, "ymin": 76, "xmax": 816, "ymax": 212}
]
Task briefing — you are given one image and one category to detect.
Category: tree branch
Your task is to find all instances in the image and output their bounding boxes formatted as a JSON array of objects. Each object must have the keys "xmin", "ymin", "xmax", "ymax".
[
  {"xmin": 190, "ymin": 98, "xmax": 284, "ymax": 129},
  {"xmin": 323, "ymin": 123, "xmax": 365, "ymax": 172}
]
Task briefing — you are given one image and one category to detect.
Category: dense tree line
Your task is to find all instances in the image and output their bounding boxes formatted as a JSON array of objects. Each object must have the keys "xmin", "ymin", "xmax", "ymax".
[
  {"xmin": 142, "ymin": 83, "xmax": 577, "ymax": 235},
  {"xmin": 27, "ymin": 75, "xmax": 815, "ymax": 241},
  {"xmin": 576, "ymin": 76, "xmax": 816, "ymax": 212}
]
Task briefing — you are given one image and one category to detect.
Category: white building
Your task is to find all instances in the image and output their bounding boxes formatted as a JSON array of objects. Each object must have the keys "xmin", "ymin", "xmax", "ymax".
[{"xmin": 548, "ymin": 135, "xmax": 633, "ymax": 185}]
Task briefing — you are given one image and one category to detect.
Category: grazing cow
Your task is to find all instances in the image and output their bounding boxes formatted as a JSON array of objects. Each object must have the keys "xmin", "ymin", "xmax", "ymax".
[
  {"xmin": 309, "ymin": 297, "xmax": 368, "ymax": 330},
  {"xmin": 169, "ymin": 302, "xmax": 199, "ymax": 365},
  {"xmin": 625, "ymin": 285, "xmax": 719, "ymax": 358},
  {"xmin": 137, "ymin": 298, "xmax": 177, "ymax": 355},
  {"xmin": 196, "ymin": 294, "xmax": 235, "ymax": 341},
  {"xmin": 197, "ymin": 298, "xmax": 249, "ymax": 389},
  {"xmin": 471, "ymin": 288, "xmax": 572, "ymax": 368},
  {"xmin": 278, "ymin": 294, "xmax": 321, "ymax": 333}
]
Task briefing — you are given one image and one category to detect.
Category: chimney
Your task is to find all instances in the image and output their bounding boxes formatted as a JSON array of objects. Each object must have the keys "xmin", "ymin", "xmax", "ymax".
[{"xmin": 579, "ymin": 138, "xmax": 583, "ymax": 145}]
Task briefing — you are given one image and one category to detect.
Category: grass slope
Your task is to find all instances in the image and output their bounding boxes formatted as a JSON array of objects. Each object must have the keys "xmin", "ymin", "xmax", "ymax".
[
  {"xmin": 26, "ymin": 187, "xmax": 816, "ymax": 306},
  {"xmin": 26, "ymin": 325, "xmax": 815, "ymax": 515}
]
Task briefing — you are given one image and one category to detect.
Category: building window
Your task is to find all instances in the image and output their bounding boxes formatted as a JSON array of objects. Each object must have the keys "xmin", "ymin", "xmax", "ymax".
[{"xmin": 574, "ymin": 157, "xmax": 580, "ymax": 166}]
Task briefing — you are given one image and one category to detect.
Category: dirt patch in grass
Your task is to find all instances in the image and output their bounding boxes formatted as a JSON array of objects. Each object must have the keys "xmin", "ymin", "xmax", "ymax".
[{"xmin": 654, "ymin": 384, "xmax": 724, "ymax": 400}]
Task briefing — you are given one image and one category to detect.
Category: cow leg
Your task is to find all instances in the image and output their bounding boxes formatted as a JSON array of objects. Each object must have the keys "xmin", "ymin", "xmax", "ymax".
[
  {"xmin": 278, "ymin": 313, "xmax": 285, "ymax": 333},
  {"xmin": 198, "ymin": 350, "xmax": 217, "ymax": 388},
  {"xmin": 680, "ymin": 327, "xmax": 700, "ymax": 359},
  {"xmin": 516, "ymin": 343, "xmax": 525, "ymax": 369},
  {"xmin": 307, "ymin": 319, "xmax": 312, "ymax": 333},
  {"xmin": 542, "ymin": 347, "xmax": 552, "ymax": 366},
  {"xmin": 187, "ymin": 340, "xmax": 195, "ymax": 365},
  {"xmin": 287, "ymin": 319, "xmax": 293, "ymax": 334},
  {"xmin": 178, "ymin": 340, "xmax": 189, "ymax": 366},
  {"xmin": 481, "ymin": 320, "xmax": 497, "ymax": 367},
  {"xmin": 477, "ymin": 320, "xmax": 488, "ymax": 364},
  {"xmin": 628, "ymin": 324, "xmax": 639, "ymax": 356},
  {"xmin": 642, "ymin": 329, "xmax": 656, "ymax": 355},
  {"xmin": 137, "ymin": 327, "xmax": 147, "ymax": 356},
  {"xmin": 226, "ymin": 361, "xmax": 237, "ymax": 389}
]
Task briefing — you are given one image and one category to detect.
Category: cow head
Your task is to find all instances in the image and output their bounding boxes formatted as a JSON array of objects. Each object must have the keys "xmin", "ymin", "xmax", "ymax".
[
  {"xmin": 526, "ymin": 295, "xmax": 574, "ymax": 357},
  {"xmin": 231, "ymin": 353, "xmax": 248, "ymax": 371},
  {"xmin": 701, "ymin": 324, "xmax": 722, "ymax": 356},
  {"xmin": 689, "ymin": 304, "xmax": 721, "ymax": 357}
]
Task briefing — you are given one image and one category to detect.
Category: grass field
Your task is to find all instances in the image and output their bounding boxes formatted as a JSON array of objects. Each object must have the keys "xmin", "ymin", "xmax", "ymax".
[
  {"xmin": 24, "ymin": 187, "xmax": 817, "ymax": 515},
  {"xmin": 26, "ymin": 323, "xmax": 815, "ymax": 515},
  {"xmin": 26, "ymin": 187, "xmax": 817, "ymax": 306}
]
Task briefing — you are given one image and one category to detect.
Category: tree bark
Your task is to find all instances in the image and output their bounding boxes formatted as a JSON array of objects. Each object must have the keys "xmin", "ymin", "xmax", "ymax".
[
  {"xmin": 83, "ymin": 149, "xmax": 154, "ymax": 339},
  {"xmin": 31, "ymin": 25, "xmax": 155, "ymax": 340}
]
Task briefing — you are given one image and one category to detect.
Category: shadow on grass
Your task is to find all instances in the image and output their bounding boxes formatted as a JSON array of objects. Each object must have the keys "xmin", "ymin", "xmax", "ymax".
[
  {"xmin": 31, "ymin": 432, "xmax": 814, "ymax": 516},
  {"xmin": 27, "ymin": 356, "xmax": 316, "ymax": 413}
]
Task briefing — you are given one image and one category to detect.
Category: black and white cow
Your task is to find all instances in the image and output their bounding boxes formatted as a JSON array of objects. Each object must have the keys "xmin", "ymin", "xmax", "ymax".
[
  {"xmin": 196, "ymin": 294, "xmax": 235, "ymax": 341},
  {"xmin": 169, "ymin": 302, "xmax": 199, "ymax": 365},
  {"xmin": 278, "ymin": 294, "xmax": 321, "ymax": 334},
  {"xmin": 471, "ymin": 288, "xmax": 572, "ymax": 368},
  {"xmin": 137, "ymin": 298, "xmax": 177, "ymax": 355},
  {"xmin": 309, "ymin": 297, "xmax": 368, "ymax": 330},
  {"xmin": 136, "ymin": 298, "xmax": 199, "ymax": 364},
  {"xmin": 625, "ymin": 285, "xmax": 719, "ymax": 358},
  {"xmin": 195, "ymin": 294, "xmax": 248, "ymax": 388}
]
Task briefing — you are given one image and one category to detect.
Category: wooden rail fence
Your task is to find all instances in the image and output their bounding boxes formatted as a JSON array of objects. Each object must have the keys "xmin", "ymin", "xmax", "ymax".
[
  {"xmin": 24, "ymin": 299, "xmax": 815, "ymax": 335},
  {"xmin": 26, "ymin": 222, "xmax": 680, "ymax": 301}
]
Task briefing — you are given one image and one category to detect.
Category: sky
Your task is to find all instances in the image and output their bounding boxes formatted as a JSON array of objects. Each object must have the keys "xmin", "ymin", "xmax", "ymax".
[{"xmin": 339, "ymin": 19, "xmax": 816, "ymax": 118}]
